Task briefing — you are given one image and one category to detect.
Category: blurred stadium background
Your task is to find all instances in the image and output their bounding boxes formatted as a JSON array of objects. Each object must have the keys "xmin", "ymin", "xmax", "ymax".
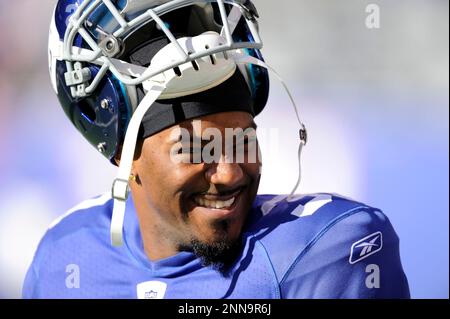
[{"xmin": 0, "ymin": 0, "xmax": 448, "ymax": 298}]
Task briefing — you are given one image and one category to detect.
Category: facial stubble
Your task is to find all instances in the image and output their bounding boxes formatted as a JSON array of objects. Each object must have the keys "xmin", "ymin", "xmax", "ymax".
[{"xmin": 178, "ymin": 217, "xmax": 244, "ymax": 275}]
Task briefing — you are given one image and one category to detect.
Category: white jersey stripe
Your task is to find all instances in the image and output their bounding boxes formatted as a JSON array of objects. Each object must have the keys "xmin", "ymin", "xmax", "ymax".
[{"xmin": 48, "ymin": 192, "xmax": 112, "ymax": 230}]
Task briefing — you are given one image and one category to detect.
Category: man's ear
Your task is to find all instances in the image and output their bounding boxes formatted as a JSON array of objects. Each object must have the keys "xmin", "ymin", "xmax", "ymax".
[
  {"xmin": 114, "ymin": 138, "xmax": 145, "ymax": 167},
  {"xmin": 114, "ymin": 146, "xmax": 142, "ymax": 185}
]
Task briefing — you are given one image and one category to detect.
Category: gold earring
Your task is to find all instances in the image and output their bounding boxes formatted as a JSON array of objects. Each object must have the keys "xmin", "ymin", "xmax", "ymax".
[{"xmin": 129, "ymin": 174, "xmax": 137, "ymax": 182}]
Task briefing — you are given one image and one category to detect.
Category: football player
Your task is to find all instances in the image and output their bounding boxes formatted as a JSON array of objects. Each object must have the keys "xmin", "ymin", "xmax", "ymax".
[{"xmin": 23, "ymin": 0, "xmax": 409, "ymax": 298}]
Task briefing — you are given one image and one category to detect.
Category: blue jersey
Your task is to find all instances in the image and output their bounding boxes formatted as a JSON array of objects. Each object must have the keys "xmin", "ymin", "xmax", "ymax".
[{"xmin": 23, "ymin": 193, "xmax": 410, "ymax": 299}]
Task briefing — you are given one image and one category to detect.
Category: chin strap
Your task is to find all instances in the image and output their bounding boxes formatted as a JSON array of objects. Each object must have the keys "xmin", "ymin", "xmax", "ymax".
[
  {"xmin": 111, "ymin": 82, "xmax": 165, "ymax": 246},
  {"xmin": 232, "ymin": 53, "xmax": 308, "ymax": 201}
]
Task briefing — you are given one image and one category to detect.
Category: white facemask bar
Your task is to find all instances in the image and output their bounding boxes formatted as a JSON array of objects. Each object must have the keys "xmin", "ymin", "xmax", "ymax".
[
  {"xmin": 59, "ymin": 0, "xmax": 262, "ymax": 96},
  {"xmin": 232, "ymin": 53, "xmax": 308, "ymax": 201}
]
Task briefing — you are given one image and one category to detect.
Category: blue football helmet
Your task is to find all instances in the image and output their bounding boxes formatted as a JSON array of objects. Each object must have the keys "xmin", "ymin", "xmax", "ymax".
[{"xmin": 49, "ymin": 0, "xmax": 270, "ymax": 162}]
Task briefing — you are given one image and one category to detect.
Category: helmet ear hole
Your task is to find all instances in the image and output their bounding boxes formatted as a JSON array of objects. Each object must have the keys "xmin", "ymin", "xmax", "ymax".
[{"xmin": 78, "ymin": 99, "xmax": 97, "ymax": 123}]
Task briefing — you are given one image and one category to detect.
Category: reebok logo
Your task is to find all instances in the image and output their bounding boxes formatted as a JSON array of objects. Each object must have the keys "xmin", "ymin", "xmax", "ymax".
[{"xmin": 349, "ymin": 231, "xmax": 383, "ymax": 264}]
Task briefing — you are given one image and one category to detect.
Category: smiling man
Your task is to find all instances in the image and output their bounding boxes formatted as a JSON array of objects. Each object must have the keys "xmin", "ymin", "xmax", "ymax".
[
  {"xmin": 23, "ymin": 0, "xmax": 410, "ymax": 299},
  {"xmin": 131, "ymin": 111, "xmax": 260, "ymax": 268}
]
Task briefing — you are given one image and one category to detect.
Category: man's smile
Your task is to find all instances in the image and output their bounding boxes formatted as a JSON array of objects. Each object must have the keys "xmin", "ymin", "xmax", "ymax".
[{"xmin": 189, "ymin": 186, "xmax": 246, "ymax": 218}]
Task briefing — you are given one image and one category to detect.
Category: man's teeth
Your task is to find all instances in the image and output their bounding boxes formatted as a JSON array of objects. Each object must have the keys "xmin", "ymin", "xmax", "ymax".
[{"xmin": 194, "ymin": 196, "xmax": 236, "ymax": 209}]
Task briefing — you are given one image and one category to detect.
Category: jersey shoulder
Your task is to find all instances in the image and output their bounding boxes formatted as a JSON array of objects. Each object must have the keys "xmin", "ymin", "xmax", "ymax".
[
  {"xmin": 22, "ymin": 193, "xmax": 114, "ymax": 298},
  {"xmin": 45, "ymin": 192, "xmax": 113, "ymax": 244},
  {"xmin": 245, "ymin": 193, "xmax": 393, "ymax": 282}
]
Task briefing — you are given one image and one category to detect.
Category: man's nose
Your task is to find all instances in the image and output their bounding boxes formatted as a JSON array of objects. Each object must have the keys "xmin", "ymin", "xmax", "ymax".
[{"xmin": 205, "ymin": 156, "xmax": 244, "ymax": 186}]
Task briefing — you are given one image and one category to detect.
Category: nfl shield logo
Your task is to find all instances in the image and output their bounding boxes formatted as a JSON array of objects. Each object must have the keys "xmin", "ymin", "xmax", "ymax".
[{"xmin": 137, "ymin": 281, "xmax": 167, "ymax": 299}]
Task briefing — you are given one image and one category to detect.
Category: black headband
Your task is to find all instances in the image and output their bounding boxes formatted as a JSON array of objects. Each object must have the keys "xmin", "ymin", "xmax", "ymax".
[{"xmin": 137, "ymin": 69, "xmax": 255, "ymax": 139}]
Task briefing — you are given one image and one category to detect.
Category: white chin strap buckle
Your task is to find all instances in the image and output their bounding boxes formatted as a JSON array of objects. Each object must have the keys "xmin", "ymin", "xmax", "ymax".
[
  {"xmin": 111, "ymin": 179, "xmax": 131, "ymax": 246},
  {"xmin": 112, "ymin": 178, "xmax": 130, "ymax": 202}
]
